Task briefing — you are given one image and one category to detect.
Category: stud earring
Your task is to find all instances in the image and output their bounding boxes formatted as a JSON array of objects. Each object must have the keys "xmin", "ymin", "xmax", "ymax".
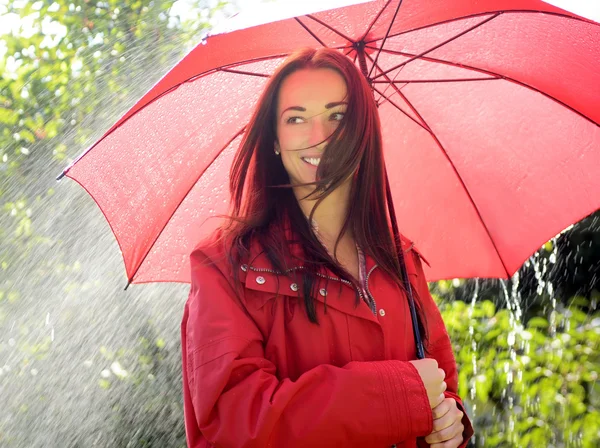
[{"xmin": 274, "ymin": 145, "xmax": 280, "ymax": 156}]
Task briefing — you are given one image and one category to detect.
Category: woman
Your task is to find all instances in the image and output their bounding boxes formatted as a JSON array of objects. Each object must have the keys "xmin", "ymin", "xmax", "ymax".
[{"xmin": 181, "ymin": 47, "xmax": 474, "ymax": 447}]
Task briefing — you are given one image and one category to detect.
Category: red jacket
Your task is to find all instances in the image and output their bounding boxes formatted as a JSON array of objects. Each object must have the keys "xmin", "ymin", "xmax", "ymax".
[{"xmin": 181, "ymin": 231, "xmax": 474, "ymax": 447}]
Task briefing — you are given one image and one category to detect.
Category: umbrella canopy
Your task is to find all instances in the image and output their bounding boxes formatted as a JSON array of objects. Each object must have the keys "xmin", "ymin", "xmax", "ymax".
[{"xmin": 59, "ymin": 0, "xmax": 600, "ymax": 285}]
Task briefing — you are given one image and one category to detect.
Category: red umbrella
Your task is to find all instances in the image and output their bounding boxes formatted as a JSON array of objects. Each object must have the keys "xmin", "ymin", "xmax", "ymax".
[{"xmin": 58, "ymin": 0, "xmax": 600, "ymax": 286}]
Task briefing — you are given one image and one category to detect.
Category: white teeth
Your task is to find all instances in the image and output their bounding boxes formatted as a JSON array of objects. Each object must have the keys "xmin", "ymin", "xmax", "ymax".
[{"xmin": 302, "ymin": 157, "xmax": 320, "ymax": 166}]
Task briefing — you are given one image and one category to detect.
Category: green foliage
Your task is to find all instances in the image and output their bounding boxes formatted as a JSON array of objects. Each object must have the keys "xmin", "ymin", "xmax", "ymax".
[
  {"xmin": 1, "ymin": 0, "xmax": 204, "ymax": 182},
  {"xmin": 0, "ymin": 1, "xmax": 226, "ymax": 446},
  {"xmin": 96, "ymin": 322, "xmax": 186, "ymax": 447},
  {"xmin": 439, "ymin": 295, "xmax": 600, "ymax": 447},
  {"xmin": 0, "ymin": 0, "xmax": 226, "ymax": 315}
]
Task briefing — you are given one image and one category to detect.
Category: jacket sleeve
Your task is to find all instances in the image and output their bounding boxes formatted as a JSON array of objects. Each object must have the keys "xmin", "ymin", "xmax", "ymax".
[
  {"xmin": 182, "ymin": 247, "xmax": 434, "ymax": 448},
  {"xmin": 410, "ymin": 249, "xmax": 475, "ymax": 448}
]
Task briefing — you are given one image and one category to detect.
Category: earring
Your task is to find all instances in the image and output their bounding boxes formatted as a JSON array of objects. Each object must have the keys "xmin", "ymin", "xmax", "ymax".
[{"xmin": 274, "ymin": 145, "xmax": 280, "ymax": 155}]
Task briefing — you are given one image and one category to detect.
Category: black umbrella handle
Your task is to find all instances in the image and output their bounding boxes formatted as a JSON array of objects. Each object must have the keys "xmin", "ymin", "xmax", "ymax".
[{"xmin": 403, "ymin": 266, "xmax": 425, "ymax": 359}]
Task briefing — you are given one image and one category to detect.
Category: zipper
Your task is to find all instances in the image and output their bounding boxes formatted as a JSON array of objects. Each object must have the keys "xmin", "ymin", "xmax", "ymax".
[{"xmin": 364, "ymin": 265, "xmax": 378, "ymax": 315}]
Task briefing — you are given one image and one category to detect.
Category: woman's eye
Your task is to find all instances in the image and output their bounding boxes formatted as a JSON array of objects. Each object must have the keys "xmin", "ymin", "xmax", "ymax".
[
  {"xmin": 286, "ymin": 116, "xmax": 304, "ymax": 124},
  {"xmin": 331, "ymin": 112, "xmax": 345, "ymax": 121}
]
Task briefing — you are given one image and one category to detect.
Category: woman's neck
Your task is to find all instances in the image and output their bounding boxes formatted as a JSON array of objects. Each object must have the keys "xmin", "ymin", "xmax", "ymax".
[{"xmin": 294, "ymin": 181, "xmax": 353, "ymax": 246}]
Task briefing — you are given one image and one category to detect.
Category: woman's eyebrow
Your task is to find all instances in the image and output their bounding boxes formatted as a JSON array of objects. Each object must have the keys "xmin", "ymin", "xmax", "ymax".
[{"xmin": 280, "ymin": 101, "xmax": 348, "ymax": 118}]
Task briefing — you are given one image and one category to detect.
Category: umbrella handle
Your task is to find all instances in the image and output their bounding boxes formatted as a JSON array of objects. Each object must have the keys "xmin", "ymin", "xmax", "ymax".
[{"xmin": 403, "ymin": 266, "xmax": 425, "ymax": 359}]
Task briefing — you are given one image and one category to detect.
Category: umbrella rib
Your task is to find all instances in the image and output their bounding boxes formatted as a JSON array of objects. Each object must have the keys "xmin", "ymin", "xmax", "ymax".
[
  {"xmin": 125, "ymin": 125, "xmax": 248, "ymax": 287},
  {"xmin": 369, "ymin": 47, "xmax": 599, "ymax": 126},
  {"xmin": 416, "ymin": 125, "xmax": 511, "ymax": 278},
  {"xmin": 359, "ymin": 0, "xmax": 394, "ymax": 41},
  {"xmin": 294, "ymin": 17, "xmax": 328, "ymax": 47},
  {"xmin": 372, "ymin": 13, "xmax": 500, "ymax": 80},
  {"xmin": 372, "ymin": 77, "xmax": 497, "ymax": 84},
  {"xmin": 374, "ymin": 73, "xmax": 511, "ymax": 276},
  {"xmin": 220, "ymin": 68, "xmax": 270, "ymax": 77},
  {"xmin": 345, "ymin": 47, "xmax": 359, "ymax": 67},
  {"xmin": 189, "ymin": 47, "xmax": 351, "ymax": 83},
  {"xmin": 364, "ymin": 43, "xmax": 409, "ymax": 111},
  {"xmin": 366, "ymin": 52, "xmax": 430, "ymax": 131},
  {"xmin": 304, "ymin": 13, "xmax": 355, "ymax": 43},
  {"xmin": 366, "ymin": 12, "xmax": 496, "ymax": 105},
  {"xmin": 364, "ymin": 9, "xmax": 598, "ymax": 46},
  {"xmin": 57, "ymin": 55, "xmax": 294, "ymax": 179},
  {"xmin": 367, "ymin": 0, "xmax": 403, "ymax": 80},
  {"xmin": 371, "ymin": 84, "xmax": 429, "ymax": 132},
  {"xmin": 187, "ymin": 54, "xmax": 288, "ymax": 83}
]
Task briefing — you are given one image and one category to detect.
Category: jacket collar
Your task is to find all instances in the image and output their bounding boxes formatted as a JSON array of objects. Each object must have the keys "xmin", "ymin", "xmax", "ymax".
[
  {"xmin": 240, "ymin": 216, "xmax": 421, "ymax": 278},
  {"xmin": 236, "ymin": 219, "xmax": 421, "ymax": 321}
]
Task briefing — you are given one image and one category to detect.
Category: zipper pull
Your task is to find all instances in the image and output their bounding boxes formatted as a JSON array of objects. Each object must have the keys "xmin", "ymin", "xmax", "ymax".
[{"xmin": 362, "ymin": 289, "xmax": 376, "ymax": 314}]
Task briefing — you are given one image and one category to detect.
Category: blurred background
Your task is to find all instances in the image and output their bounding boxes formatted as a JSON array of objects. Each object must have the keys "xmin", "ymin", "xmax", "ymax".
[{"xmin": 0, "ymin": 0, "xmax": 599, "ymax": 446}]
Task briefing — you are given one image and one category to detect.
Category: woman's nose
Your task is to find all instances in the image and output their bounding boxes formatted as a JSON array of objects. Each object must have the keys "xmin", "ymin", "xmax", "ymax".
[{"xmin": 308, "ymin": 117, "xmax": 329, "ymax": 147}]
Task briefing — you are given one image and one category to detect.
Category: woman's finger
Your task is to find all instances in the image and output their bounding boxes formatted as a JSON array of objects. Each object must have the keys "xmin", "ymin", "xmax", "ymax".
[
  {"xmin": 425, "ymin": 419, "xmax": 463, "ymax": 445},
  {"xmin": 429, "ymin": 431, "xmax": 464, "ymax": 448},
  {"xmin": 426, "ymin": 405, "xmax": 464, "ymax": 444},
  {"xmin": 432, "ymin": 398, "xmax": 452, "ymax": 420},
  {"xmin": 431, "ymin": 408, "xmax": 455, "ymax": 433}
]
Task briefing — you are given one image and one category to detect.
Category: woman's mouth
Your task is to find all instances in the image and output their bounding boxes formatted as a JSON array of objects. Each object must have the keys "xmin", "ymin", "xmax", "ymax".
[{"xmin": 301, "ymin": 157, "xmax": 321, "ymax": 167}]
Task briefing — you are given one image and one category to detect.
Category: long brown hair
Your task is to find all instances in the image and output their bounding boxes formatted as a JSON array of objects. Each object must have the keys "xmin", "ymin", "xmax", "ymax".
[{"xmin": 219, "ymin": 47, "xmax": 428, "ymax": 346}]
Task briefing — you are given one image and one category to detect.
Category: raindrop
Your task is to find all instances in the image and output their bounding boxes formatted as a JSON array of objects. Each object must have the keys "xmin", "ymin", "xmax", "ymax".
[{"xmin": 507, "ymin": 332, "xmax": 515, "ymax": 346}]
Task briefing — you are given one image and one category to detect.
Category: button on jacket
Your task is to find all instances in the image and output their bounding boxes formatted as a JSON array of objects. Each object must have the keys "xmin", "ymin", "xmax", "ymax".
[{"xmin": 181, "ymin": 230, "xmax": 474, "ymax": 447}]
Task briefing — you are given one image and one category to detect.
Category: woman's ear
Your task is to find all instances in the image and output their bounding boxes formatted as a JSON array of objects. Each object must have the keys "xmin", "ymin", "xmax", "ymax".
[{"xmin": 274, "ymin": 141, "xmax": 280, "ymax": 155}]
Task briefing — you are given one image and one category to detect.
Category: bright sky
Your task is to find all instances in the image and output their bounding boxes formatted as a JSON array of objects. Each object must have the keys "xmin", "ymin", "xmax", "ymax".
[{"xmin": 0, "ymin": 0, "xmax": 598, "ymax": 62}]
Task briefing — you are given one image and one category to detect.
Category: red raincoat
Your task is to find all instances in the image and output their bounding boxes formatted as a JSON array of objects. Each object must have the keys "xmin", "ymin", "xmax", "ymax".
[{"xmin": 181, "ymin": 229, "xmax": 474, "ymax": 447}]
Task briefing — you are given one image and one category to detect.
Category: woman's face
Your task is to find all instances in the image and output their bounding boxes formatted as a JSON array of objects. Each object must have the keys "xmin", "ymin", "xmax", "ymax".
[{"xmin": 275, "ymin": 68, "xmax": 348, "ymax": 188}]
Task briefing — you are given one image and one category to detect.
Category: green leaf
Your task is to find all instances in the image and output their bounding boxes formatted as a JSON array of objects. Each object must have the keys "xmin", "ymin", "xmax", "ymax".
[
  {"xmin": 527, "ymin": 317, "xmax": 549, "ymax": 329},
  {"xmin": 0, "ymin": 107, "xmax": 18, "ymax": 125}
]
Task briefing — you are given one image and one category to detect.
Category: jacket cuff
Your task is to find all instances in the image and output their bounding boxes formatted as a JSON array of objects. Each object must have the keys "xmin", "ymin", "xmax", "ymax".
[{"xmin": 378, "ymin": 360, "xmax": 433, "ymax": 441}]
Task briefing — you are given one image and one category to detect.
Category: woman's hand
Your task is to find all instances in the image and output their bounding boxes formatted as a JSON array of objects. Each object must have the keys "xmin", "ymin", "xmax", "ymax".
[
  {"xmin": 408, "ymin": 358, "xmax": 447, "ymax": 409},
  {"xmin": 424, "ymin": 397, "xmax": 465, "ymax": 447}
]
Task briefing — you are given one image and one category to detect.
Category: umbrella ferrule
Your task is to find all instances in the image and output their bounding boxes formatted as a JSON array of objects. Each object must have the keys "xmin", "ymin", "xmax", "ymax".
[{"xmin": 354, "ymin": 40, "xmax": 371, "ymax": 85}]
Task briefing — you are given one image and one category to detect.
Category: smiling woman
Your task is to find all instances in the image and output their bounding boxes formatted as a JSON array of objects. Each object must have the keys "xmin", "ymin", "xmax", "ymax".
[
  {"xmin": 277, "ymin": 69, "xmax": 348, "ymax": 184},
  {"xmin": 225, "ymin": 47, "xmax": 396, "ymax": 326},
  {"xmin": 181, "ymin": 47, "xmax": 474, "ymax": 448},
  {"xmin": 277, "ymin": 67, "xmax": 360, "ymax": 277}
]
